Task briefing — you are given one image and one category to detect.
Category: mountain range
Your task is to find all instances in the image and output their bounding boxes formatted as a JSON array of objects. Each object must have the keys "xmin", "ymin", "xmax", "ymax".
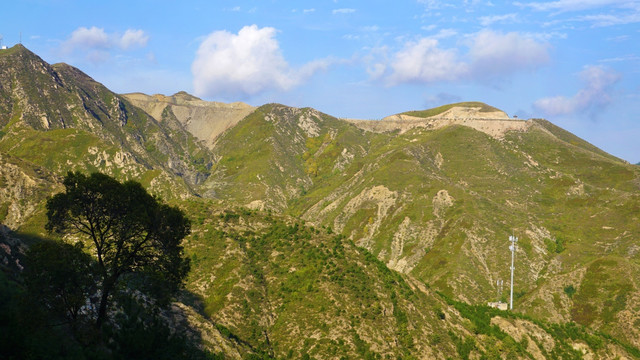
[{"xmin": 1, "ymin": 44, "xmax": 639, "ymax": 359}]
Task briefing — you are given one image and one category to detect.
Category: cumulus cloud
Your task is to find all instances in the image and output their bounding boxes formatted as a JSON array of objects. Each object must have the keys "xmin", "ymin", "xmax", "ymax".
[
  {"xmin": 387, "ymin": 38, "xmax": 468, "ymax": 84},
  {"xmin": 191, "ymin": 25, "xmax": 331, "ymax": 99},
  {"xmin": 534, "ymin": 65, "xmax": 620, "ymax": 116},
  {"xmin": 64, "ymin": 26, "xmax": 110, "ymax": 51},
  {"xmin": 382, "ymin": 30, "xmax": 549, "ymax": 85},
  {"xmin": 119, "ymin": 29, "xmax": 149, "ymax": 49},
  {"xmin": 62, "ymin": 26, "xmax": 149, "ymax": 55}
]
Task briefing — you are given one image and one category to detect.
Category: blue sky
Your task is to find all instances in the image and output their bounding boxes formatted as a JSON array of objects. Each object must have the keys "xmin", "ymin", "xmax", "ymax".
[{"xmin": 2, "ymin": 0, "xmax": 640, "ymax": 162}]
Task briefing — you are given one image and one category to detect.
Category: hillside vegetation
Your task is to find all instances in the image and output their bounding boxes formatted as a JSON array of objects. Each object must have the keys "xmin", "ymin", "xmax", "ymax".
[{"xmin": 1, "ymin": 44, "xmax": 639, "ymax": 358}]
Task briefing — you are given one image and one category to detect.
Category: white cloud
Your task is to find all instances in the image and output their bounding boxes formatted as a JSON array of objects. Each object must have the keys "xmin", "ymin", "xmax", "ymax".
[
  {"xmin": 191, "ymin": 25, "xmax": 331, "ymax": 99},
  {"xmin": 515, "ymin": 0, "xmax": 631, "ymax": 12},
  {"xmin": 576, "ymin": 12, "xmax": 640, "ymax": 26},
  {"xmin": 119, "ymin": 29, "xmax": 149, "ymax": 50},
  {"xmin": 467, "ymin": 30, "xmax": 550, "ymax": 79},
  {"xmin": 599, "ymin": 54, "xmax": 640, "ymax": 62},
  {"xmin": 386, "ymin": 38, "xmax": 468, "ymax": 84},
  {"xmin": 432, "ymin": 28, "xmax": 458, "ymax": 39},
  {"xmin": 64, "ymin": 26, "xmax": 110, "ymax": 51},
  {"xmin": 382, "ymin": 30, "xmax": 549, "ymax": 85},
  {"xmin": 517, "ymin": 1, "xmax": 640, "ymax": 27},
  {"xmin": 534, "ymin": 65, "xmax": 620, "ymax": 116},
  {"xmin": 332, "ymin": 8, "xmax": 356, "ymax": 14},
  {"xmin": 417, "ymin": 0, "xmax": 449, "ymax": 10},
  {"xmin": 479, "ymin": 13, "xmax": 518, "ymax": 26},
  {"xmin": 63, "ymin": 26, "xmax": 150, "ymax": 55},
  {"xmin": 343, "ymin": 34, "xmax": 360, "ymax": 40}
]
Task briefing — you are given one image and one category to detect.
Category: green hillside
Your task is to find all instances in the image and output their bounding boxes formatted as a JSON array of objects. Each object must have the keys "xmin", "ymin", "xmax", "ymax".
[
  {"xmin": 1, "ymin": 45, "xmax": 639, "ymax": 358},
  {"xmin": 205, "ymin": 101, "xmax": 640, "ymax": 349},
  {"xmin": 0, "ymin": 44, "xmax": 212, "ymax": 198},
  {"xmin": 177, "ymin": 206, "xmax": 639, "ymax": 359}
]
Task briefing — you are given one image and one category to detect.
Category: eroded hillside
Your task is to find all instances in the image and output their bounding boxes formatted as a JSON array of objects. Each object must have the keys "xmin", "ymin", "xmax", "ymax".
[
  {"xmin": 1, "ymin": 44, "xmax": 639, "ymax": 357},
  {"xmin": 200, "ymin": 101, "xmax": 640, "ymax": 348},
  {"xmin": 122, "ymin": 92, "xmax": 255, "ymax": 149}
]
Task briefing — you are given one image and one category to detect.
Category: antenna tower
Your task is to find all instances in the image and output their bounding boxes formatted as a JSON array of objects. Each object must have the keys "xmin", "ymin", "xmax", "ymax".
[
  {"xmin": 509, "ymin": 234, "xmax": 518, "ymax": 310},
  {"xmin": 0, "ymin": 35, "xmax": 3, "ymax": 48}
]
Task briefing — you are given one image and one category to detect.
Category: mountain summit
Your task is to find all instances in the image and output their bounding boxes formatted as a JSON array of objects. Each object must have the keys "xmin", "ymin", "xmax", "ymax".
[
  {"xmin": 394, "ymin": 101, "xmax": 510, "ymax": 120},
  {"xmin": 122, "ymin": 92, "xmax": 255, "ymax": 148}
]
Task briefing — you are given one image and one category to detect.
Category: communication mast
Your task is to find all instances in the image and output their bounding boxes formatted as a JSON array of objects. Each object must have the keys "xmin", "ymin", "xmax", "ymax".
[{"xmin": 509, "ymin": 234, "xmax": 518, "ymax": 310}]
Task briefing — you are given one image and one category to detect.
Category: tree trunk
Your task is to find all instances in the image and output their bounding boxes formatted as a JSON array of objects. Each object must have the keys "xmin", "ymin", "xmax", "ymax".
[{"xmin": 95, "ymin": 277, "xmax": 116, "ymax": 328}]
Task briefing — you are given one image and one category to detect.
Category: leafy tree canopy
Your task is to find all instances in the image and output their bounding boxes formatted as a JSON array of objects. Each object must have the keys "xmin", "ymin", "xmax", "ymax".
[
  {"xmin": 46, "ymin": 171, "xmax": 191, "ymax": 327},
  {"xmin": 23, "ymin": 240, "xmax": 97, "ymax": 327}
]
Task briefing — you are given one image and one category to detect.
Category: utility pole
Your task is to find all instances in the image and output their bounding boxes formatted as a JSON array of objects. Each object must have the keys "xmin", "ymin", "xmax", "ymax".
[{"xmin": 509, "ymin": 234, "xmax": 518, "ymax": 310}]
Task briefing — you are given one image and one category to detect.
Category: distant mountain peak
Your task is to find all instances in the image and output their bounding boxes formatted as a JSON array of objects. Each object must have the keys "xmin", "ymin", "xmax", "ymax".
[
  {"xmin": 0, "ymin": 43, "xmax": 28, "ymax": 55},
  {"xmin": 391, "ymin": 101, "xmax": 509, "ymax": 120},
  {"xmin": 121, "ymin": 92, "xmax": 256, "ymax": 148},
  {"xmin": 171, "ymin": 91, "xmax": 201, "ymax": 101},
  {"xmin": 345, "ymin": 101, "xmax": 524, "ymax": 138}
]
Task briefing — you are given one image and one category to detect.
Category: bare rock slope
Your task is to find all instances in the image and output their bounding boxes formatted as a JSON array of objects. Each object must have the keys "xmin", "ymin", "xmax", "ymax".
[
  {"xmin": 123, "ymin": 92, "xmax": 255, "ymax": 148},
  {"xmin": 348, "ymin": 102, "xmax": 530, "ymax": 138}
]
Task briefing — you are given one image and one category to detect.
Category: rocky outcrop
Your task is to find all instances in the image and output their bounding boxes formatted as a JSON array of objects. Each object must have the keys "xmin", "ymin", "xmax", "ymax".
[
  {"xmin": 347, "ymin": 105, "xmax": 531, "ymax": 138},
  {"xmin": 123, "ymin": 92, "xmax": 255, "ymax": 149}
]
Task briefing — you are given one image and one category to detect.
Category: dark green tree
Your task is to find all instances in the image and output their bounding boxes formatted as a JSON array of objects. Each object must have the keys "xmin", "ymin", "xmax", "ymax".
[
  {"xmin": 23, "ymin": 240, "xmax": 97, "ymax": 328},
  {"xmin": 46, "ymin": 172, "xmax": 191, "ymax": 328}
]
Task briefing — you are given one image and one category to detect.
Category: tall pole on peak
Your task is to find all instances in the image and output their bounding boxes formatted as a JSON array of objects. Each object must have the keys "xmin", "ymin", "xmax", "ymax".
[{"xmin": 509, "ymin": 234, "xmax": 518, "ymax": 310}]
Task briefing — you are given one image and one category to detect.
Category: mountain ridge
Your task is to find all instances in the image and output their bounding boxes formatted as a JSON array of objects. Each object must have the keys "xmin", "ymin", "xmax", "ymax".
[
  {"xmin": 122, "ymin": 91, "xmax": 255, "ymax": 149},
  {"xmin": 1, "ymin": 44, "xmax": 640, "ymax": 358}
]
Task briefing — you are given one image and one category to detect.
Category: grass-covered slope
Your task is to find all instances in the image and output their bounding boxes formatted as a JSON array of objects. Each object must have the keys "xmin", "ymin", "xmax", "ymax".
[
  {"xmin": 0, "ymin": 44, "xmax": 213, "ymax": 199},
  {"xmin": 1, "ymin": 44, "xmax": 639, "ymax": 356},
  {"xmin": 200, "ymin": 104, "xmax": 367, "ymax": 210},
  {"xmin": 179, "ymin": 205, "xmax": 639, "ymax": 359},
  {"xmin": 205, "ymin": 101, "xmax": 640, "ymax": 347}
]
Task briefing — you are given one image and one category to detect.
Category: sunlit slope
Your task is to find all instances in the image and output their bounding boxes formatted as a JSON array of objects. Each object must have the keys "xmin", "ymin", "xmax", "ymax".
[
  {"xmin": 206, "ymin": 102, "xmax": 640, "ymax": 346},
  {"xmin": 0, "ymin": 44, "xmax": 212, "ymax": 199},
  {"xmin": 179, "ymin": 205, "xmax": 639, "ymax": 359}
]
